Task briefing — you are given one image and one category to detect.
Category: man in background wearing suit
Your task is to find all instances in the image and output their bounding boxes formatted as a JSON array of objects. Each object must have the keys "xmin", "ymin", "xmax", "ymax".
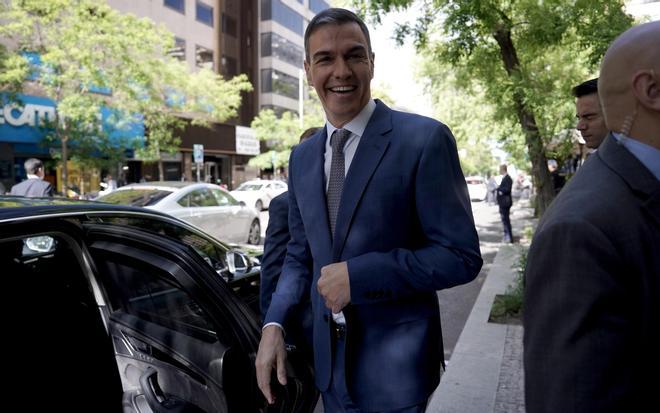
[
  {"xmin": 10, "ymin": 158, "xmax": 54, "ymax": 197},
  {"xmin": 260, "ymin": 126, "xmax": 320, "ymax": 362},
  {"xmin": 524, "ymin": 21, "xmax": 660, "ymax": 412},
  {"xmin": 496, "ymin": 164, "xmax": 514, "ymax": 243},
  {"xmin": 256, "ymin": 8, "xmax": 482, "ymax": 413},
  {"xmin": 573, "ymin": 78, "xmax": 609, "ymax": 151}
]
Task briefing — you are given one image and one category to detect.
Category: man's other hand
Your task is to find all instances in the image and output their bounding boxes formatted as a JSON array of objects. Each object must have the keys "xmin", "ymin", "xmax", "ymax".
[{"xmin": 255, "ymin": 325, "xmax": 287, "ymax": 404}]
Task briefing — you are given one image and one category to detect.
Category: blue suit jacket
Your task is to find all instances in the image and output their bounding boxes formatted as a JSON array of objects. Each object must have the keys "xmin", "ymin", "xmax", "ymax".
[
  {"xmin": 265, "ymin": 100, "xmax": 482, "ymax": 411},
  {"xmin": 260, "ymin": 192, "xmax": 313, "ymax": 350}
]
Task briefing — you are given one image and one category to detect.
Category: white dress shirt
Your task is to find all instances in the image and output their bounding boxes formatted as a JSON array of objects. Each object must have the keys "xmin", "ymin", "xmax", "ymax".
[{"xmin": 324, "ymin": 99, "xmax": 377, "ymax": 325}]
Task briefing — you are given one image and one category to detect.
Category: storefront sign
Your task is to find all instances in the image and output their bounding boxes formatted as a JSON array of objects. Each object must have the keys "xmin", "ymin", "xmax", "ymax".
[{"xmin": 235, "ymin": 126, "xmax": 260, "ymax": 156}]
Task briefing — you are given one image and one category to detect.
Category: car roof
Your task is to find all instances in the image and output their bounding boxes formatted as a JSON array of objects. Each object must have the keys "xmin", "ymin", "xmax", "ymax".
[
  {"xmin": 0, "ymin": 195, "xmax": 174, "ymax": 222},
  {"xmin": 117, "ymin": 181, "xmax": 220, "ymax": 190}
]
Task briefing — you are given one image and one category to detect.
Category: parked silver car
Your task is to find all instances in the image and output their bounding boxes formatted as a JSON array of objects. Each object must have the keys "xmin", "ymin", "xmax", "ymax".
[
  {"xmin": 230, "ymin": 179, "xmax": 287, "ymax": 210},
  {"xmin": 97, "ymin": 182, "xmax": 261, "ymax": 245}
]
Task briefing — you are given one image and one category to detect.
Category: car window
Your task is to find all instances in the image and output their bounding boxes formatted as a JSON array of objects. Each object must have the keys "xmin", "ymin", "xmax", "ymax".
[
  {"xmin": 188, "ymin": 188, "xmax": 219, "ymax": 207},
  {"xmin": 97, "ymin": 257, "xmax": 218, "ymax": 343},
  {"xmin": 212, "ymin": 189, "xmax": 237, "ymax": 206},
  {"xmin": 95, "ymin": 216, "xmax": 229, "ymax": 276},
  {"xmin": 237, "ymin": 183, "xmax": 262, "ymax": 191},
  {"xmin": 97, "ymin": 189, "xmax": 173, "ymax": 207}
]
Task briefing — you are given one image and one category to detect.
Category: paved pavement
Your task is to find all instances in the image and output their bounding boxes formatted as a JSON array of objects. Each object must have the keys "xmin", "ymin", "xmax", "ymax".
[{"xmin": 426, "ymin": 200, "xmax": 536, "ymax": 413}]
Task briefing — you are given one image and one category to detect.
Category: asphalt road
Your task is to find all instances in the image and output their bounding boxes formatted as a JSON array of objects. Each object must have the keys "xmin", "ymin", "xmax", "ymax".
[{"xmin": 438, "ymin": 200, "xmax": 509, "ymax": 361}]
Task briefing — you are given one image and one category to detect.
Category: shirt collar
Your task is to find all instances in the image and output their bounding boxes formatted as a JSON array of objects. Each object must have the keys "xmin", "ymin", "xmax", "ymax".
[
  {"xmin": 325, "ymin": 99, "xmax": 377, "ymax": 140},
  {"xmin": 27, "ymin": 174, "xmax": 40, "ymax": 180},
  {"xmin": 612, "ymin": 132, "xmax": 660, "ymax": 181}
]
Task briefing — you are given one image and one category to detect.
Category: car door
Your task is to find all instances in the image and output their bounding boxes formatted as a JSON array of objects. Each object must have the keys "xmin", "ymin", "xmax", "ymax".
[{"xmin": 83, "ymin": 221, "xmax": 316, "ymax": 413}]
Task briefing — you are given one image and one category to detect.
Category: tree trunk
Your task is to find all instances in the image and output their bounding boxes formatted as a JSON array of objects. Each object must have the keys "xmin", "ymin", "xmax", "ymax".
[
  {"xmin": 158, "ymin": 159, "xmax": 164, "ymax": 181},
  {"xmin": 493, "ymin": 26, "xmax": 555, "ymax": 216},
  {"xmin": 61, "ymin": 133, "xmax": 69, "ymax": 197}
]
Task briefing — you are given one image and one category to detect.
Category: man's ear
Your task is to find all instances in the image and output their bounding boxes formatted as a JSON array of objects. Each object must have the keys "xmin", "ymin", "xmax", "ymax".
[
  {"xmin": 304, "ymin": 60, "xmax": 312, "ymax": 83},
  {"xmin": 632, "ymin": 69, "xmax": 660, "ymax": 111},
  {"xmin": 370, "ymin": 52, "xmax": 375, "ymax": 79}
]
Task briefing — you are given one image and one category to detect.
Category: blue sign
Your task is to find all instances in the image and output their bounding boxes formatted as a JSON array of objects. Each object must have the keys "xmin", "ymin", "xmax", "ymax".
[{"xmin": 0, "ymin": 93, "xmax": 144, "ymax": 148}]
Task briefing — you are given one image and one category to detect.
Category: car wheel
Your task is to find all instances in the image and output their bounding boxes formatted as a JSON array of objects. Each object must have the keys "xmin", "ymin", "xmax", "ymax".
[
  {"xmin": 248, "ymin": 220, "xmax": 261, "ymax": 245},
  {"xmin": 255, "ymin": 200, "xmax": 263, "ymax": 211}
]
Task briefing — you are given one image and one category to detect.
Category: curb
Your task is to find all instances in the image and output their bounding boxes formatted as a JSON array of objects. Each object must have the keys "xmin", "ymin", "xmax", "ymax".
[{"xmin": 426, "ymin": 245, "xmax": 524, "ymax": 413}]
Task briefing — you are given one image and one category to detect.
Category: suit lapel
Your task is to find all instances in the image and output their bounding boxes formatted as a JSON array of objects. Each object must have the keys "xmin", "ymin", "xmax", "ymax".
[
  {"xmin": 298, "ymin": 127, "xmax": 334, "ymax": 261},
  {"xmin": 599, "ymin": 134, "xmax": 660, "ymax": 228},
  {"xmin": 332, "ymin": 102, "xmax": 393, "ymax": 260}
]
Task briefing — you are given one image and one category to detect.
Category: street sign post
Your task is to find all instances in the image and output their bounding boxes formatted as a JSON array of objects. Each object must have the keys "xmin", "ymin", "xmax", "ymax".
[{"xmin": 193, "ymin": 144, "xmax": 203, "ymax": 182}]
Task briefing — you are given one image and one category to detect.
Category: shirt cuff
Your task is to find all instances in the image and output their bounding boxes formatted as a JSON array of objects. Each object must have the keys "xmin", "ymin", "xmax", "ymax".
[{"xmin": 262, "ymin": 322, "xmax": 286, "ymax": 337}]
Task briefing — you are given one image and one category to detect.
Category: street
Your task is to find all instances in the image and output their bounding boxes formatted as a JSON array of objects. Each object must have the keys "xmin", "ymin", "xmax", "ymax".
[{"xmin": 438, "ymin": 199, "xmax": 510, "ymax": 361}]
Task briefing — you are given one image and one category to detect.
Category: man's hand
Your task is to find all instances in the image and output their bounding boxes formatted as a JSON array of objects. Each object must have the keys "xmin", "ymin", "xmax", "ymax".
[
  {"xmin": 318, "ymin": 261, "xmax": 351, "ymax": 313},
  {"xmin": 255, "ymin": 325, "xmax": 287, "ymax": 404}
]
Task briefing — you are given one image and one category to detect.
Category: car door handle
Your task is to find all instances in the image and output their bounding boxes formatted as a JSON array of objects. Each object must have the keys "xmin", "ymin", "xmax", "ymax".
[{"xmin": 139, "ymin": 367, "xmax": 204, "ymax": 413}]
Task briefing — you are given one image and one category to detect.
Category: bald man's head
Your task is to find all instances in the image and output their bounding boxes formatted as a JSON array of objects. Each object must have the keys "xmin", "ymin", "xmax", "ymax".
[{"xmin": 599, "ymin": 21, "xmax": 660, "ymax": 148}]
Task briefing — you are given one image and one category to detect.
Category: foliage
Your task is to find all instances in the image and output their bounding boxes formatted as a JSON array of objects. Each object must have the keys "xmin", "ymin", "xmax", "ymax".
[
  {"xmin": 489, "ymin": 245, "xmax": 527, "ymax": 323},
  {"xmin": 351, "ymin": 0, "xmax": 634, "ymax": 215},
  {"xmin": 248, "ymin": 85, "xmax": 326, "ymax": 171},
  {"xmin": 0, "ymin": 0, "xmax": 252, "ymax": 189}
]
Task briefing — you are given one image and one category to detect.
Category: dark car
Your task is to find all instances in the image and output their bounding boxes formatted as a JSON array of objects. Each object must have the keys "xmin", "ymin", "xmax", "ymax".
[{"xmin": 0, "ymin": 196, "xmax": 315, "ymax": 412}]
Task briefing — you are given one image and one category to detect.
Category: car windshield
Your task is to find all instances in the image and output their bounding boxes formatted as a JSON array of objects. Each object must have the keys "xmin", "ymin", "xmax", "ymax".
[
  {"xmin": 97, "ymin": 189, "xmax": 173, "ymax": 207},
  {"xmin": 236, "ymin": 183, "xmax": 263, "ymax": 191},
  {"xmin": 466, "ymin": 178, "xmax": 484, "ymax": 185}
]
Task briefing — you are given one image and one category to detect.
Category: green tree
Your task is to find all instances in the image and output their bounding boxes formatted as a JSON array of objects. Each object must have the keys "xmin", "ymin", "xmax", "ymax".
[
  {"xmin": 249, "ymin": 85, "xmax": 325, "ymax": 173},
  {"xmin": 0, "ymin": 0, "xmax": 251, "ymax": 193},
  {"xmin": 352, "ymin": 0, "xmax": 633, "ymax": 215}
]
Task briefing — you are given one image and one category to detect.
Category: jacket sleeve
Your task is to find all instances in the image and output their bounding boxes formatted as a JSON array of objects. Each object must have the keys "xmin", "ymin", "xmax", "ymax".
[
  {"xmin": 259, "ymin": 193, "xmax": 290, "ymax": 322},
  {"xmin": 347, "ymin": 123, "xmax": 483, "ymax": 304},
  {"xmin": 263, "ymin": 152, "xmax": 312, "ymax": 327}
]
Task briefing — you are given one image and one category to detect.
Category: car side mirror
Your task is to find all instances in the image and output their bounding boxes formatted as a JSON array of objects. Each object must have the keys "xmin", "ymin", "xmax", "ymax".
[
  {"xmin": 238, "ymin": 201, "xmax": 246, "ymax": 207},
  {"xmin": 226, "ymin": 250, "xmax": 251, "ymax": 276}
]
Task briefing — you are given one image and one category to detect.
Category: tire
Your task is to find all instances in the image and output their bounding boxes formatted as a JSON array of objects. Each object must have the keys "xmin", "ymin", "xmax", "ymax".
[
  {"xmin": 248, "ymin": 219, "xmax": 261, "ymax": 245},
  {"xmin": 255, "ymin": 200, "xmax": 263, "ymax": 211}
]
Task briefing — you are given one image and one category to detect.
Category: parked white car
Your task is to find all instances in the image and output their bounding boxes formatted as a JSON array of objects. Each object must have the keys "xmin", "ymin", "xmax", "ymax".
[
  {"xmin": 230, "ymin": 179, "xmax": 288, "ymax": 210},
  {"xmin": 96, "ymin": 182, "xmax": 261, "ymax": 245},
  {"xmin": 465, "ymin": 176, "xmax": 488, "ymax": 201}
]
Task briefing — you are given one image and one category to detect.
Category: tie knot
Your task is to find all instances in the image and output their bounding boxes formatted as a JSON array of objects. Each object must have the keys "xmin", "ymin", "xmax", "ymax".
[{"xmin": 331, "ymin": 129, "xmax": 351, "ymax": 152}]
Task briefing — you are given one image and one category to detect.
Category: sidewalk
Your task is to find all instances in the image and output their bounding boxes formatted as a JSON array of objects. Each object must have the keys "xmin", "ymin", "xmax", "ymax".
[{"xmin": 426, "ymin": 200, "xmax": 535, "ymax": 413}]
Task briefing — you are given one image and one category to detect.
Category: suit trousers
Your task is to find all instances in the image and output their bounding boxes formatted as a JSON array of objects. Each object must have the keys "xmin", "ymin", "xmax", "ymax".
[
  {"xmin": 321, "ymin": 324, "xmax": 428, "ymax": 413},
  {"xmin": 499, "ymin": 206, "xmax": 513, "ymax": 242}
]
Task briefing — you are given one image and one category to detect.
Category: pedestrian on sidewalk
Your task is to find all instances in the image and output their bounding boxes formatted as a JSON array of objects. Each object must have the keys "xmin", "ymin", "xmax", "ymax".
[
  {"xmin": 524, "ymin": 21, "xmax": 660, "ymax": 413},
  {"xmin": 255, "ymin": 8, "xmax": 482, "ymax": 413},
  {"xmin": 10, "ymin": 158, "xmax": 54, "ymax": 197},
  {"xmin": 496, "ymin": 164, "xmax": 514, "ymax": 243}
]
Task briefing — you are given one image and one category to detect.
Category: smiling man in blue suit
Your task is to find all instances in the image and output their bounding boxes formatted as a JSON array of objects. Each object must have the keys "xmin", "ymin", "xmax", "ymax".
[{"xmin": 255, "ymin": 8, "xmax": 482, "ymax": 413}]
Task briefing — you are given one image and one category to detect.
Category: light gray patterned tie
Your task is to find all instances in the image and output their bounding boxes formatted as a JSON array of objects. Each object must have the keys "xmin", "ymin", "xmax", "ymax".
[{"xmin": 327, "ymin": 128, "xmax": 351, "ymax": 238}]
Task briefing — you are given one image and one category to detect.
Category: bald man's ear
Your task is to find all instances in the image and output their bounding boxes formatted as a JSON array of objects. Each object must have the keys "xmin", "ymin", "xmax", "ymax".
[{"xmin": 632, "ymin": 69, "xmax": 660, "ymax": 111}]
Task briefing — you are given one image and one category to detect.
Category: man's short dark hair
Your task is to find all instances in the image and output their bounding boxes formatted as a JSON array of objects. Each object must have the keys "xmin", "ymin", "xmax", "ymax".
[
  {"xmin": 304, "ymin": 8, "xmax": 373, "ymax": 63},
  {"xmin": 24, "ymin": 158, "xmax": 44, "ymax": 175},
  {"xmin": 572, "ymin": 78, "xmax": 598, "ymax": 98},
  {"xmin": 299, "ymin": 127, "xmax": 320, "ymax": 143}
]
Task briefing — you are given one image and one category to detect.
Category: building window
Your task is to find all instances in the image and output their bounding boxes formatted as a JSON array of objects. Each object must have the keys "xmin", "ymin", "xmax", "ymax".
[
  {"xmin": 168, "ymin": 37, "xmax": 186, "ymax": 61},
  {"xmin": 164, "ymin": 0, "xmax": 185, "ymax": 14},
  {"xmin": 309, "ymin": 0, "xmax": 330, "ymax": 14},
  {"xmin": 261, "ymin": 32, "xmax": 303, "ymax": 67},
  {"xmin": 196, "ymin": 1, "xmax": 214, "ymax": 27},
  {"xmin": 261, "ymin": 69, "xmax": 299, "ymax": 100},
  {"xmin": 222, "ymin": 55, "xmax": 237, "ymax": 78},
  {"xmin": 196, "ymin": 45, "xmax": 214, "ymax": 70},
  {"xmin": 222, "ymin": 13, "xmax": 237, "ymax": 37},
  {"xmin": 260, "ymin": 104, "xmax": 298, "ymax": 118},
  {"xmin": 260, "ymin": 0, "xmax": 303, "ymax": 35}
]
